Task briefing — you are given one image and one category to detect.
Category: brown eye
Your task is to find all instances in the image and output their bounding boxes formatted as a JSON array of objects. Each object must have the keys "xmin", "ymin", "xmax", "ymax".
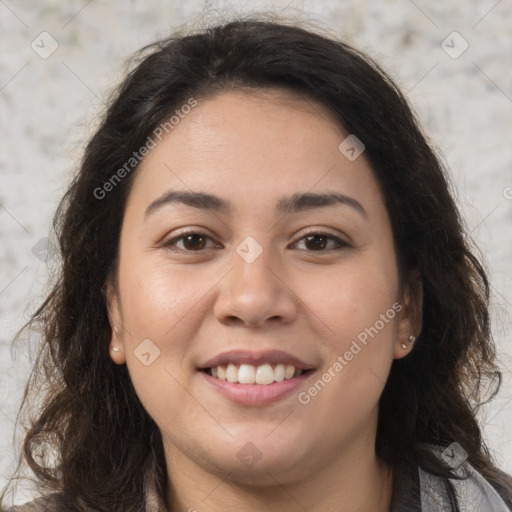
[
  {"xmin": 181, "ymin": 233, "xmax": 207, "ymax": 250},
  {"xmin": 163, "ymin": 232, "xmax": 219, "ymax": 252},
  {"xmin": 293, "ymin": 233, "xmax": 348, "ymax": 251},
  {"xmin": 304, "ymin": 234, "xmax": 328, "ymax": 250}
]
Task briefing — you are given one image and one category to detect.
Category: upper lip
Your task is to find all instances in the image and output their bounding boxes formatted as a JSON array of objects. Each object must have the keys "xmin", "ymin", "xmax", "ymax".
[{"xmin": 199, "ymin": 349, "xmax": 316, "ymax": 370}]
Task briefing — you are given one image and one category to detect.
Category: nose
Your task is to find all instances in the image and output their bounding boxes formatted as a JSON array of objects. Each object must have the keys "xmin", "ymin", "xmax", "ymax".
[{"xmin": 213, "ymin": 247, "xmax": 298, "ymax": 328}]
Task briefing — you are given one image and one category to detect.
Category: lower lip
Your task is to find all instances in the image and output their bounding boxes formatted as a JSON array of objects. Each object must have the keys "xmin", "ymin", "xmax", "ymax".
[{"xmin": 199, "ymin": 370, "xmax": 315, "ymax": 406}]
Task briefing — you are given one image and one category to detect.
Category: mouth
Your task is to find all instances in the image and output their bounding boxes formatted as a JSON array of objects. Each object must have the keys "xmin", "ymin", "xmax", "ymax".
[
  {"xmin": 197, "ymin": 349, "xmax": 317, "ymax": 406},
  {"xmin": 198, "ymin": 349, "xmax": 317, "ymax": 385},
  {"xmin": 200, "ymin": 363, "xmax": 314, "ymax": 385},
  {"xmin": 199, "ymin": 365, "xmax": 316, "ymax": 407}
]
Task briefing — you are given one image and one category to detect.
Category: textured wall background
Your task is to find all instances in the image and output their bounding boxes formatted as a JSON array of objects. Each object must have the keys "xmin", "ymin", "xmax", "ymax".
[{"xmin": 1, "ymin": 0, "xmax": 511, "ymax": 497}]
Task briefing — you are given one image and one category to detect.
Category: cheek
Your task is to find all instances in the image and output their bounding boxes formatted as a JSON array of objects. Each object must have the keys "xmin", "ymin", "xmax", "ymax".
[
  {"xmin": 293, "ymin": 256, "xmax": 399, "ymax": 346},
  {"xmin": 294, "ymin": 255, "xmax": 399, "ymax": 421},
  {"xmin": 296, "ymin": 281, "xmax": 397, "ymax": 443},
  {"xmin": 119, "ymin": 256, "xmax": 210, "ymax": 345},
  {"xmin": 117, "ymin": 259, "xmax": 211, "ymax": 429}
]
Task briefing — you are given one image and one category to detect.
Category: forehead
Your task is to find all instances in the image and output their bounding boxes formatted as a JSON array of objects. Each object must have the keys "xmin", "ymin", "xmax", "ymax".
[{"xmin": 126, "ymin": 89, "xmax": 381, "ymax": 216}]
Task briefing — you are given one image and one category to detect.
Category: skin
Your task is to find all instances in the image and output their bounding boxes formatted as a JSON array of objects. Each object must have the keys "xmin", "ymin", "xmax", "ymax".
[{"xmin": 107, "ymin": 90, "xmax": 422, "ymax": 512}]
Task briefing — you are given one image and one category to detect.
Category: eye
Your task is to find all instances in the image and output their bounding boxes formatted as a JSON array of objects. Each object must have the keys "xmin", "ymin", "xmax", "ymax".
[
  {"xmin": 162, "ymin": 230, "xmax": 348, "ymax": 253},
  {"xmin": 292, "ymin": 232, "xmax": 348, "ymax": 251},
  {"xmin": 162, "ymin": 231, "xmax": 220, "ymax": 252}
]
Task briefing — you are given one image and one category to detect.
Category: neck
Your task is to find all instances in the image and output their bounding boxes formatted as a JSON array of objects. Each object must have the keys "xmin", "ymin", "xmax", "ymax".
[{"xmin": 164, "ymin": 438, "xmax": 393, "ymax": 512}]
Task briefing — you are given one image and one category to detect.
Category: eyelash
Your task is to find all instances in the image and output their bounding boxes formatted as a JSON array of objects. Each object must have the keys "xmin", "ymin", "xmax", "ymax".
[{"xmin": 162, "ymin": 230, "xmax": 349, "ymax": 253}]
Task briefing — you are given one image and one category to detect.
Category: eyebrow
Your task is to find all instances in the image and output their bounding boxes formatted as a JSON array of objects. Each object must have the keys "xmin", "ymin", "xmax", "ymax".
[{"xmin": 144, "ymin": 190, "xmax": 367, "ymax": 219}]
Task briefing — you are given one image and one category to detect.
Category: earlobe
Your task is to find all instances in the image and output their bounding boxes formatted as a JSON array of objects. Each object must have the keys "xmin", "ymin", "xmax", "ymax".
[
  {"xmin": 399, "ymin": 334, "xmax": 416, "ymax": 350},
  {"xmin": 110, "ymin": 343, "xmax": 125, "ymax": 364}
]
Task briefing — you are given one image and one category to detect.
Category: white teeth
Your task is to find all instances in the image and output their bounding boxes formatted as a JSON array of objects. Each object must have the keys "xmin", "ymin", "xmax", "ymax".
[
  {"xmin": 256, "ymin": 364, "xmax": 274, "ymax": 385},
  {"xmin": 238, "ymin": 364, "xmax": 256, "ymax": 384},
  {"xmin": 208, "ymin": 363, "xmax": 305, "ymax": 384},
  {"xmin": 226, "ymin": 363, "xmax": 238, "ymax": 383},
  {"xmin": 285, "ymin": 364, "xmax": 295, "ymax": 379},
  {"xmin": 274, "ymin": 364, "xmax": 285, "ymax": 382}
]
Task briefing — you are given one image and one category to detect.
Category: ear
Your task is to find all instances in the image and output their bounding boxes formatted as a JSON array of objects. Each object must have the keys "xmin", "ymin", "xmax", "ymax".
[
  {"xmin": 104, "ymin": 278, "xmax": 126, "ymax": 365},
  {"xmin": 393, "ymin": 272, "xmax": 423, "ymax": 359}
]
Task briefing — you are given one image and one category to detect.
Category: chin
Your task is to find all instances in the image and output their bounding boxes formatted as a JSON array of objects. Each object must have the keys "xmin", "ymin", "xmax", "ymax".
[{"xmin": 202, "ymin": 442, "xmax": 314, "ymax": 485}]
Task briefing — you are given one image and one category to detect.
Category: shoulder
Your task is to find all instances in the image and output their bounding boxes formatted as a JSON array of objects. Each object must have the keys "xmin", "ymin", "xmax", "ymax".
[{"xmin": 419, "ymin": 445, "xmax": 512, "ymax": 511}]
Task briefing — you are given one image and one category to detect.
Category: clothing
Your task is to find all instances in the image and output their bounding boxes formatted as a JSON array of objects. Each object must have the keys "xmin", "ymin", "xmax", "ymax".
[
  {"xmin": 390, "ymin": 448, "xmax": 512, "ymax": 511},
  {"xmin": 5, "ymin": 453, "xmax": 511, "ymax": 511}
]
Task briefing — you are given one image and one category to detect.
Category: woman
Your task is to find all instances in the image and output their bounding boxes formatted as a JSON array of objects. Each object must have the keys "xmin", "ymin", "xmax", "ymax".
[{"xmin": 2, "ymin": 16, "xmax": 511, "ymax": 512}]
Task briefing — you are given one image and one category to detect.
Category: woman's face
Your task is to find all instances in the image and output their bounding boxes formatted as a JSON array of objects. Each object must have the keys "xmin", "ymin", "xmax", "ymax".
[{"xmin": 107, "ymin": 90, "xmax": 419, "ymax": 484}]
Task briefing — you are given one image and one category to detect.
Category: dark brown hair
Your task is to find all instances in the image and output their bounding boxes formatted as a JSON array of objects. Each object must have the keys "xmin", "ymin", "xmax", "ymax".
[{"xmin": 2, "ymin": 15, "xmax": 511, "ymax": 511}]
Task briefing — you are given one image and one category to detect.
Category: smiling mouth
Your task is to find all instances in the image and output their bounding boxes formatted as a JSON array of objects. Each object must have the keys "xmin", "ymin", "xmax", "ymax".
[{"xmin": 201, "ymin": 363, "xmax": 314, "ymax": 385}]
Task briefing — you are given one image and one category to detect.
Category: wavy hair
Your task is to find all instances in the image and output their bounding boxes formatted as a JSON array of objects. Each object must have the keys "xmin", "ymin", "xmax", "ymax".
[{"xmin": 2, "ymin": 15, "xmax": 511, "ymax": 511}]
